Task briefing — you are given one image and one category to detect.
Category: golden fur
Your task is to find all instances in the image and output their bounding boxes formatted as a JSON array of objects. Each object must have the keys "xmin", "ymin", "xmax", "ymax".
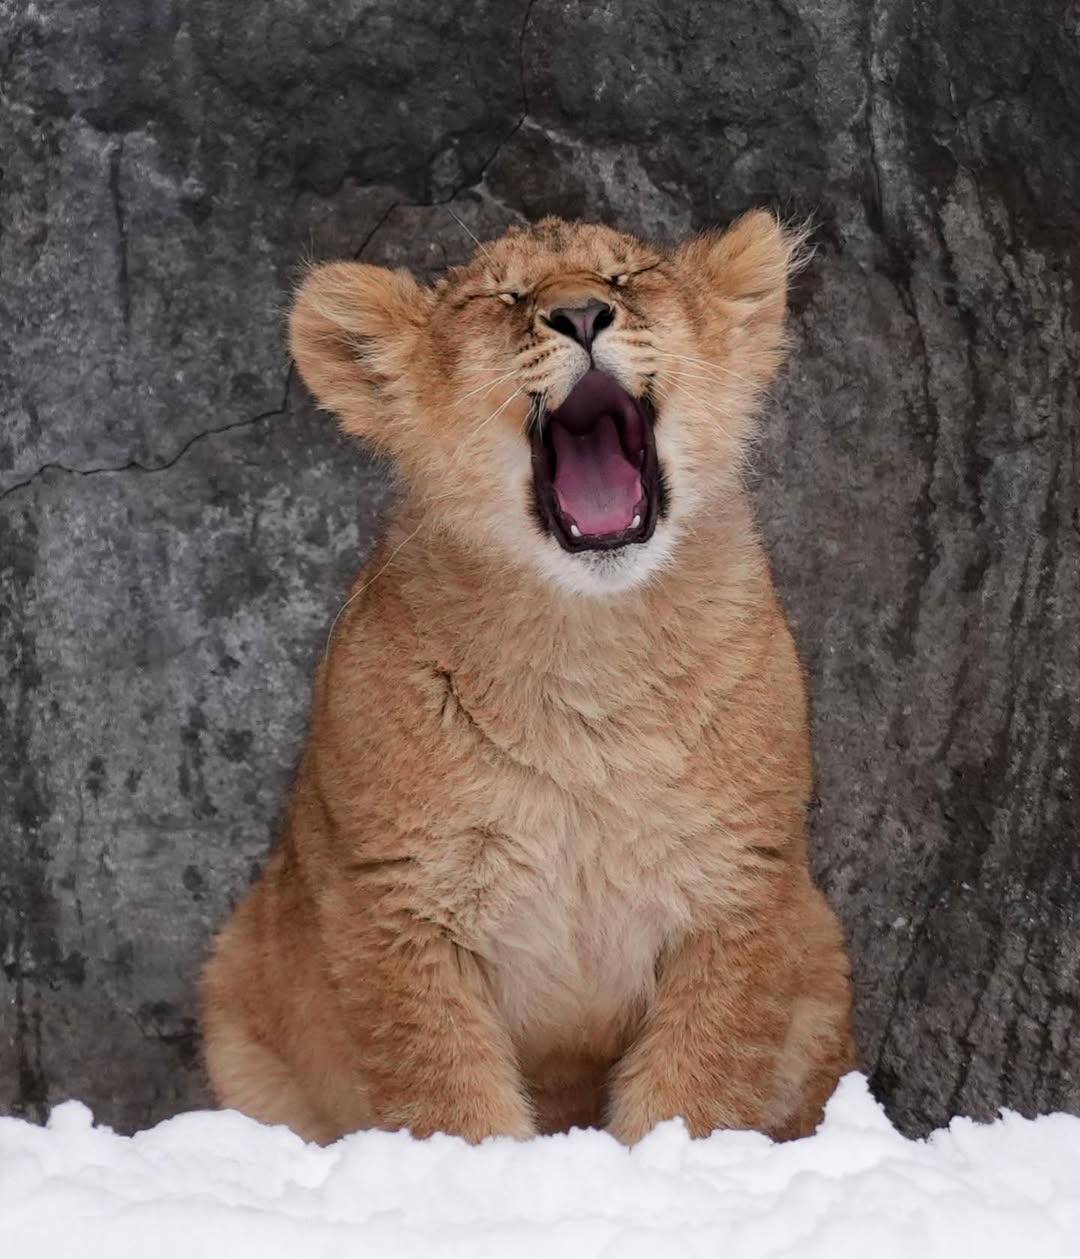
[{"xmin": 201, "ymin": 212, "xmax": 856, "ymax": 1144}]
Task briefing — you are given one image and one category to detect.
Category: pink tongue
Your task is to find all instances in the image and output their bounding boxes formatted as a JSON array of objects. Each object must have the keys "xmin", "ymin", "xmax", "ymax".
[{"xmin": 551, "ymin": 413, "xmax": 643, "ymax": 535}]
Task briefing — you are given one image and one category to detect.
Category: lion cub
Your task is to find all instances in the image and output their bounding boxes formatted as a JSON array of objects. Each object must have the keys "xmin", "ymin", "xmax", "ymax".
[{"xmin": 202, "ymin": 212, "xmax": 855, "ymax": 1144}]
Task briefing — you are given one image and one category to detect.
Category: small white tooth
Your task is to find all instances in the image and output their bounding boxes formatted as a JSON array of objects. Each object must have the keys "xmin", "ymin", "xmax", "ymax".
[
  {"xmin": 631, "ymin": 513, "xmax": 641, "ymax": 528},
  {"xmin": 570, "ymin": 523, "xmax": 582, "ymax": 538}
]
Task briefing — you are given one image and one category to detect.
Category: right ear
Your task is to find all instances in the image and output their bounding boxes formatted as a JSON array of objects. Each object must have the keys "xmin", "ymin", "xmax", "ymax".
[
  {"xmin": 672, "ymin": 211, "xmax": 807, "ymax": 386},
  {"xmin": 289, "ymin": 262, "xmax": 432, "ymax": 445}
]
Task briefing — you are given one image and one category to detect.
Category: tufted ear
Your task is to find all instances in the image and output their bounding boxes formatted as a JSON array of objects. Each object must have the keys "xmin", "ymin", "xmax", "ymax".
[
  {"xmin": 675, "ymin": 211, "xmax": 807, "ymax": 376},
  {"xmin": 289, "ymin": 262, "xmax": 432, "ymax": 445}
]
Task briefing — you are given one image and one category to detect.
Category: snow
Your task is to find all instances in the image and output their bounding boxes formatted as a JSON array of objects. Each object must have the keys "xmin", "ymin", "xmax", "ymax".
[{"xmin": 2, "ymin": 1074, "xmax": 1078, "ymax": 1257}]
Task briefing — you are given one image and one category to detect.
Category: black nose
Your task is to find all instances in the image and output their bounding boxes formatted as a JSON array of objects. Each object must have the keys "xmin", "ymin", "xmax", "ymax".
[{"xmin": 544, "ymin": 300, "xmax": 615, "ymax": 350}]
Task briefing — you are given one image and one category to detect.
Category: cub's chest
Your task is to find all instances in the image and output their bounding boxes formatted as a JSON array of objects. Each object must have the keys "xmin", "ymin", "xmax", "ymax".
[
  {"xmin": 421, "ymin": 663, "xmax": 718, "ymax": 1048},
  {"xmin": 492, "ymin": 848, "xmax": 686, "ymax": 1052},
  {"xmin": 427, "ymin": 801, "xmax": 699, "ymax": 1057}
]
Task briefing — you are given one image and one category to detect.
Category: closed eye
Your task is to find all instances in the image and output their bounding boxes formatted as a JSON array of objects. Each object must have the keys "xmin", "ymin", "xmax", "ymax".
[
  {"xmin": 607, "ymin": 260, "xmax": 663, "ymax": 286},
  {"xmin": 465, "ymin": 291, "xmax": 522, "ymax": 305}
]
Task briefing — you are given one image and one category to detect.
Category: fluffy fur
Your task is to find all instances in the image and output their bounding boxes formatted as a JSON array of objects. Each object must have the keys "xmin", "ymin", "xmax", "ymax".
[{"xmin": 201, "ymin": 213, "xmax": 856, "ymax": 1144}]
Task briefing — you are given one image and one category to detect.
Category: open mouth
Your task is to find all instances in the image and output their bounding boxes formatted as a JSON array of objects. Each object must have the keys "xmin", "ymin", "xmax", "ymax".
[{"xmin": 530, "ymin": 370, "xmax": 662, "ymax": 553}]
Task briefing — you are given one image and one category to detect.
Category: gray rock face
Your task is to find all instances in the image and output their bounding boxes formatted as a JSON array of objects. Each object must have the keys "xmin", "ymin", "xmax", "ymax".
[{"xmin": 2, "ymin": 0, "xmax": 1077, "ymax": 1135}]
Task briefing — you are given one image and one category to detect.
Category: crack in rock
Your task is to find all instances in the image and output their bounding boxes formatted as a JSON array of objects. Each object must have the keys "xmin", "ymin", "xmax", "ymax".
[{"xmin": 0, "ymin": 370, "xmax": 293, "ymax": 505}]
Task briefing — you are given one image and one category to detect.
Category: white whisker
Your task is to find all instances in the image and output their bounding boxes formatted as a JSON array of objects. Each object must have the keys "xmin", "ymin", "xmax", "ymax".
[
  {"xmin": 533, "ymin": 392, "xmax": 548, "ymax": 434},
  {"xmin": 469, "ymin": 385, "xmax": 525, "ymax": 438},
  {"xmin": 653, "ymin": 378, "xmax": 739, "ymax": 440},
  {"xmin": 659, "ymin": 368, "xmax": 747, "ymax": 404},
  {"xmin": 324, "ymin": 489, "xmax": 460, "ymax": 656},
  {"xmin": 455, "ymin": 368, "xmax": 518, "ymax": 405},
  {"xmin": 457, "ymin": 362, "xmax": 513, "ymax": 380},
  {"xmin": 444, "ymin": 205, "xmax": 494, "ymax": 260},
  {"xmin": 653, "ymin": 350, "xmax": 762, "ymax": 392},
  {"xmin": 655, "ymin": 375, "xmax": 743, "ymax": 424}
]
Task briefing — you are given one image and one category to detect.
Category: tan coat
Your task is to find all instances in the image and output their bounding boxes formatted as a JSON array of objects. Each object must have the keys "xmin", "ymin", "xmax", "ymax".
[{"xmin": 202, "ymin": 213, "xmax": 856, "ymax": 1143}]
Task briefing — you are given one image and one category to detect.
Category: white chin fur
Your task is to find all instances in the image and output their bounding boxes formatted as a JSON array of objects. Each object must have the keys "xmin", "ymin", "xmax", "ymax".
[{"xmin": 532, "ymin": 524, "xmax": 679, "ymax": 597}]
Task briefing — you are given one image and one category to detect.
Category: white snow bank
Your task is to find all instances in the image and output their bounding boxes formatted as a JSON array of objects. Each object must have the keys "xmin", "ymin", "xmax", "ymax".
[{"xmin": 1, "ymin": 1073, "xmax": 1078, "ymax": 1258}]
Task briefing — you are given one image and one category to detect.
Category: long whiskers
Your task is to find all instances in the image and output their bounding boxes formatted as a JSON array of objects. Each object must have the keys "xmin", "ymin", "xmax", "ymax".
[
  {"xmin": 323, "ymin": 487, "xmax": 459, "ymax": 657},
  {"xmin": 653, "ymin": 376, "xmax": 740, "ymax": 441},
  {"xmin": 468, "ymin": 385, "xmax": 525, "ymax": 439},
  {"xmin": 325, "ymin": 526, "xmax": 423, "ymax": 656},
  {"xmin": 657, "ymin": 366, "xmax": 749, "ymax": 398},
  {"xmin": 655, "ymin": 372, "xmax": 744, "ymax": 417},
  {"xmin": 531, "ymin": 391, "xmax": 548, "ymax": 435},
  {"xmin": 444, "ymin": 205, "xmax": 495, "ymax": 261},
  {"xmin": 455, "ymin": 368, "xmax": 519, "ymax": 406},
  {"xmin": 653, "ymin": 350, "xmax": 764, "ymax": 394}
]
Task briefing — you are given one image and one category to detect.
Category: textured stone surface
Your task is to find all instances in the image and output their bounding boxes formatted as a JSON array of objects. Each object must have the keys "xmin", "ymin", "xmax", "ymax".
[{"xmin": 1, "ymin": 0, "xmax": 1077, "ymax": 1134}]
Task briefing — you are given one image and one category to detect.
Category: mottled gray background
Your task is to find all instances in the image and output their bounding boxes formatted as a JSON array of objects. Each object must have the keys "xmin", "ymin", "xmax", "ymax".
[{"xmin": 1, "ymin": 0, "xmax": 1077, "ymax": 1137}]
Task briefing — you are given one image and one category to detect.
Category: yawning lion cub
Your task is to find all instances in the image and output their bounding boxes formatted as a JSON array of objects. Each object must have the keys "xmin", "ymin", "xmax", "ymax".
[{"xmin": 201, "ymin": 212, "xmax": 856, "ymax": 1144}]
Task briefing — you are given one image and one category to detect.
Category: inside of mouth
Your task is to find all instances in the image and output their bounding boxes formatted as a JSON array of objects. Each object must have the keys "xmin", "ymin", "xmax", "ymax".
[
  {"xmin": 543, "ymin": 371, "xmax": 650, "ymax": 539},
  {"xmin": 550, "ymin": 415, "xmax": 644, "ymax": 536}
]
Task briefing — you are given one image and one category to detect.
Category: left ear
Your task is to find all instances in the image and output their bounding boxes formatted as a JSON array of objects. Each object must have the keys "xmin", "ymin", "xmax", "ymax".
[
  {"xmin": 675, "ymin": 211, "xmax": 806, "ymax": 371},
  {"xmin": 289, "ymin": 262, "xmax": 433, "ymax": 450}
]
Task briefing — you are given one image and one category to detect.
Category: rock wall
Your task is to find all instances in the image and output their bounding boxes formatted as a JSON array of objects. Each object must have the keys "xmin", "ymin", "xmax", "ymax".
[{"xmin": 2, "ymin": 0, "xmax": 1077, "ymax": 1134}]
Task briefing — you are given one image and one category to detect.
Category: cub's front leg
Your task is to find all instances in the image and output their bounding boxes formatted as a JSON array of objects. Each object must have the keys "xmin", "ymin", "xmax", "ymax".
[
  {"xmin": 320, "ymin": 880, "xmax": 534, "ymax": 1142},
  {"xmin": 606, "ymin": 909, "xmax": 852, "ymax": 1143}
]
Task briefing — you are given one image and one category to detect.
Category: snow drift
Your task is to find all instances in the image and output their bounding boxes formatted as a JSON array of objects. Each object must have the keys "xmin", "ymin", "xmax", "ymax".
[{"xmin": 1, "ymin": 1073, "xmax": 1077, "ymax": 1257}]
